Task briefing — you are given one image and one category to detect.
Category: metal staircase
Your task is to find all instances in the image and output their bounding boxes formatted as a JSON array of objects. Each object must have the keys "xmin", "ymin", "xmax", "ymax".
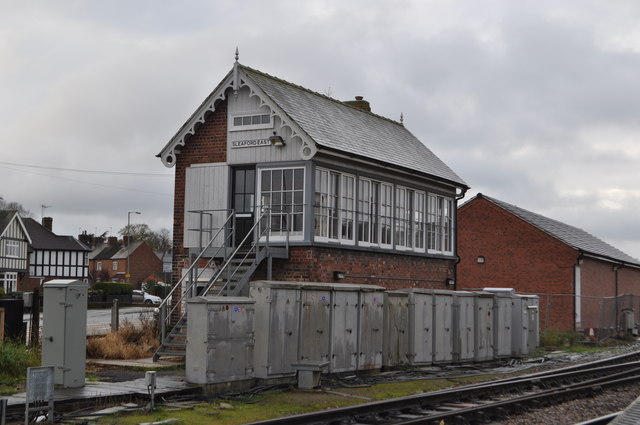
[{"xmin": 153, "ymin": 209, "xmax": 283, "ymax": 361}]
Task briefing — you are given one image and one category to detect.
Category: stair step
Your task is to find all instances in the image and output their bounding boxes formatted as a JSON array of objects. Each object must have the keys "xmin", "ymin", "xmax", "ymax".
[{"xmin": 155, "ymin": 350, "xmax": 186, "ymax": 358}]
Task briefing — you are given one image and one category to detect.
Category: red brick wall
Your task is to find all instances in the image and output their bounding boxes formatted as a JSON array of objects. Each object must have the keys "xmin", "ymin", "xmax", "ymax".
[
  {"xmin": 254, "ymin": 246, "xmax": 455, "ymax": 290},
  {"xmin": 617, "ymin": 266, "xmax": 640, "ymax": 295},
  {"xmin": 130, "ymin": 244, "xmax": 163, "ymax": 289},
  {"xmin": 171, "ymin": 100, "xmax": 228, "ymax": 286},
  {"xmin": 457, "ymin": 196, "xmax": 577, "ymax": 331}
]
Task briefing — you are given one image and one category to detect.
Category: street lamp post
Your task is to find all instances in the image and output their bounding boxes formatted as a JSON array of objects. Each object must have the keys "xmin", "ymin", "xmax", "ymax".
[{"xmin": 126, "ymin": 211, "xmax": 141, "ymax": 283}]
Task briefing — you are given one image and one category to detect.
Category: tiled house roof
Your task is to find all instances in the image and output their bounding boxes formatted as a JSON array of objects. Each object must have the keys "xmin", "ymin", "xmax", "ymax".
[
  {"xmin": 477, "ymin": 194, "xmax": 640, "ymax": 265},
  {"xmin": 242, "ymin": 66, "xmax": 467, "ymax": 187},
  {"xmin": 22, "ymin": 218, "xmax": 90, "ymax": 251},
  {"xmin": 159, "ymin": 63, "xmax": 467, "ymax": 189}
]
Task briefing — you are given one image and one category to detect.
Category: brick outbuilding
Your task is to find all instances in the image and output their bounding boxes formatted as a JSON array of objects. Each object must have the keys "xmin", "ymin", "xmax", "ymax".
[{"xmin": 457, "ymin": 193, "xmax": 640, "ymax": 333}]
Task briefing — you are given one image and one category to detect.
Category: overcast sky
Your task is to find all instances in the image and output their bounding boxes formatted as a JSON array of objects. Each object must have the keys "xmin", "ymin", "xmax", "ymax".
[{"xmin": 1, "ymin": 1, "xmax": 639, "ymax": 260}]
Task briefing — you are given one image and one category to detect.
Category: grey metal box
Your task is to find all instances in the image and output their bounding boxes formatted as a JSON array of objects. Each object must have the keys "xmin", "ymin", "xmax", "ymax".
[
  {"xmin": 330, "ymin": 284, "xmax": 359, "ymax": 373},
  {"xmin": 299, "ymin": 283, "xmax": 332, "ymax": 365},
  {"xmin": 399, "ymin": 289, "xmax": 435, "ymax": 366},
  {"xmin": 41, "ymin": 279, "xmax": 87, "ymax": 388},
  {"xmin": 524, "ymin": 295, "xmax": 540, "ymax": 354},
  {"xmin": 454, "ymin": 292, "xmax": 475, "ymax": 363},
  {"xmin": 357, "ymin": 285, "xmax": 385, "ymax": 371},
  {"xmin": 383, "ymin": 291, "xmax": 409, "ymax": 366},
  {"xmin": 474, "ymin": 293, "xmax": 495, "ymax": 362},
  {"xmin": 250, "ymin": 281, "xmax": 302, "ymax": 379},
  {"xmin": 432, "ymin": 290, "xmax": 454, "ymax": 363},
  {"xmin": 493, "ymin": 292, "xmax": 514, "ymax": 358},
  {"xmin": 185, "ymin": 296, "xmax": 255, "ymax": 384},
  {"xmin": 511, "ymin": 295, "xmax": 540, "ymax": 357}
]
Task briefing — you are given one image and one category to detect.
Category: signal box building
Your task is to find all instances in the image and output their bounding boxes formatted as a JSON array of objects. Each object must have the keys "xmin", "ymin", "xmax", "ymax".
[
  {"xmin": 157, "ymin": 58, "xmax": 468, "ymax": 293},
  {"xmin": 457, "ymin": 194, "xmax": 640, "ymax": 333}
]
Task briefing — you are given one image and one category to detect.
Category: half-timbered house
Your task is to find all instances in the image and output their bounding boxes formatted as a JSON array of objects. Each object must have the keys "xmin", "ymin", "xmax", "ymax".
[
  {"xmin": 157, "ymin": 56, "xmax": 469, "ymax": 296},
  {"xmin": 19, "ymin": 217, "xmax": 90, "ymax": 291},
  {"xmin": 0, "ymin": 211, "xmax": 30, "ymax": 293}
]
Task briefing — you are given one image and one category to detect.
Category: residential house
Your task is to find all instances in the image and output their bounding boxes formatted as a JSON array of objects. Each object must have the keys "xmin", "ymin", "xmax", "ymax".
[
  {"xmin": 157, "ymin": 57, "xmax": 469, "ymax": 294},
  {"xmin": 18, "ymin": 217, "xmax": 91, "ymax": 292},
  {"xmin": 88, "ymin": 237, "xmax": 163, "ymax": 288},
  {"xmin": 0, "ymin": 211, "xmax": 30, "ymax": 293},
  {"xmin": 457, "ymin": 193, "xmax": 640, "ymax": 333},
  {"xmin": 88, "ymin": 236, "xmax": 122, "ymax": 282}
]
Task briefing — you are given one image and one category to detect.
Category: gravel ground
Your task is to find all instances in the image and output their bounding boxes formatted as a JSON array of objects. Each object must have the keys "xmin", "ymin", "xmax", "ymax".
[{"xmin": 497, "ymin": 382, "xmax": 640, "ymax": 424}]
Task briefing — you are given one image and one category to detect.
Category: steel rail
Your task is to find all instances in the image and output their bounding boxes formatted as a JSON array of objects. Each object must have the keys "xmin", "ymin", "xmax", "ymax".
[{"xmin": 247, "ymin": 350, "xmax": 640, "ymax": 425}]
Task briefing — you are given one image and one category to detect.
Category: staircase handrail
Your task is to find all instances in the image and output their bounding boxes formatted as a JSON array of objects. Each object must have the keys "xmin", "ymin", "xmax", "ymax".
[
  {"xmin": 158, "ymin": 210, "xmax": 235, "ymax": 338},
  {"xmin": 203, "ymin": 208, "xmax": 271, "ymax": 296}
]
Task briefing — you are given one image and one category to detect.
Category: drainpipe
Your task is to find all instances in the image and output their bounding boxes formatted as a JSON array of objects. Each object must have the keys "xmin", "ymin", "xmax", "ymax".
[
  {"xmin": 575, "ymin": 251, "xmax": 584, "ymax": 333},
  {"xmin": 614, "ymin": 263, "xmax": 623, "ymax": 331},
  {"xmin": 452, "ymin": 187, "xmax": 468, "ymax": 291}
]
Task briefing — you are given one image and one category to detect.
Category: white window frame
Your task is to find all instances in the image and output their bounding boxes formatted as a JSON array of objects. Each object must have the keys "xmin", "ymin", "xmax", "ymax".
[
  {"xmin": 112, "ymin": 261, "xmax": 118, "ymax": 271},
  {"xmin": 5, "ymin": 240, "xmax": 20, "ymax": 258},
  {"xmin": 357, "ymin": 178, "xmax": 373, "ymax": 246},
  {"xmin": 1, "ymin": 272, "xmax": 17, "ymax": 293},
  {"xmin": 379, "ymin": 183, "xmax": 394, "ymax": 249},
  {"xmin": 339, "ymin": 174, "xmax": 356, "ymax": 245},
  {"xmin": 229, "ymin": 112, "xmax": 273, "ymax": 132},
  {"xmin": 314, "ymin": 168, "xmax": 340, "ymax": 242},
  {"xmin": 258, "ymin": 166, "xmax": 305, "ymax": 242},
  {"xmin": 414, "ymin": 191, "xmax": 426, "ymax": 253},
  {"xmin": 96, "ymin": 262, "xmax": 102, "ymax": 271},
  {"xmin": 427, "ymin": 194, "xmax": 454, "ymax": 255}
]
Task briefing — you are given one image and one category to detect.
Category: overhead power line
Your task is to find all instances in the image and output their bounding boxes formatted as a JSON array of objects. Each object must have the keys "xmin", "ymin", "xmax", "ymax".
[
  {"xmin": 0, "ymin": 164, "xmax": 172, "ymax": 196},
  {"xmin": 0, "ymin": 161, "xmax": 172, "ymax": 177}
]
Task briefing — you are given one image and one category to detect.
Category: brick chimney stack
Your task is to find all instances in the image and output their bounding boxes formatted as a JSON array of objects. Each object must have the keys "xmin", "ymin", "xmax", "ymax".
[
  {"xmin": 344, "ymin": 96, "xmax": 371, "ymax": 112},
  {"xmin": 42, "ymin": 217, "xmax": 53, "ymax": 232},
  {"xmin": 108, "ymin": 236, "xmax": 118, "ymax": 246}
]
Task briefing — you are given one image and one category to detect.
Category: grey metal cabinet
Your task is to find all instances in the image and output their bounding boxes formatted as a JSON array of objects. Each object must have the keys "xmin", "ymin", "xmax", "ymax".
[
  {"xmin": 432, "ymin": 290, "xmax": 454, "ymax": 363},
  {"xmin": 474, "ymin": 293, "xmax": 495, "ymax": 362},
  {"xmin": 299, "ymin": 284, "xmax": 332, "ymax": 364},
  {"xmin": 493, "ymin": 292, "xmax": 513, "ymax": 358},
  {"xmin": 250, "ymin": 281, "xmax": 301, "ymax": 378},
  {"xmin": 330, "ymin": 285, "xmax": 359, "ymax": 372},
  {"xmin": 185, "ymin": 296, "xmax": 255, "ymax": 384},
  {"xmin": 400, "ymin": 289, "xmax": 435, "ymax": 366},
  {"xmin": 41, "ymin": 279, "xmax": 87, "ymax": 388},
  {"xmin": 511, "ymin": 295, "xmax": 540, "ymax": 357},
  {"xmin": 454, "ymin": 292, "xmax": 475, "ymax": 363},
  {"xmin": 383, "ymin": 291, "xmax": 409, "ymax": 366},
  {"xmin": 357, "ymin": 286, "xmax": 385, "ymax": 371}
]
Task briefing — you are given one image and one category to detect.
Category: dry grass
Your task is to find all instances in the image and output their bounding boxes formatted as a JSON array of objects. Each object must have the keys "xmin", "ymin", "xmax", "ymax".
[{"xmin": 87, "ymin": 314, "xmax": 159, "ymax": 360}]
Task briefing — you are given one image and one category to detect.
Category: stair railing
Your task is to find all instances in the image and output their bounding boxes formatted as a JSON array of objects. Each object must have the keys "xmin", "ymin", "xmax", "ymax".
[
  {"xmin": 158, "ymin": 210, "xmax": 235, "ymax": 343},
  {"xmin": 204, "ymin": 208, "xmax": 271, "ymax": 296}
]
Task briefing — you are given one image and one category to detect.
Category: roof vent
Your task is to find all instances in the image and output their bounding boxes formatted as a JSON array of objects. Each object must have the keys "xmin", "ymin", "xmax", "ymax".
[{"xmin": 344, "ymin": 96, "xmax": 371, "ymax": 112}]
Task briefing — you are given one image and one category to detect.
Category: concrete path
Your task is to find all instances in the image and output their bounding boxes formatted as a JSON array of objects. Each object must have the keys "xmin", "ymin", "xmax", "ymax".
[{"xmin": 4, "ymin": 358, "xmax": 194, "ymax": 411}]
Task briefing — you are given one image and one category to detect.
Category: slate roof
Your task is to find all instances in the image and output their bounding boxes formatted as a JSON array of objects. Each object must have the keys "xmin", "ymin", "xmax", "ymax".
[
  {"xmin": 22, "ymin": 218, "xmax": 90, "ymax": 251},
  {"xmin": 111, "ymin": 241, "xmax": 144, "ymax": 260},
  {"xmin": 91, "ymin": 243, "xmax": 123, "ymax": 261},
  {"xmin": 159, "ymin": 63, "xmax": 468, "ymax": 188},
  {"xmin": 477, "ymin": 194, "xmax": 640, "ymax": 265},
  {"xmin": 242, "ymin": 66, "xmax": 467, "ymax": 187},
  {"xmin": 0, "ymin": 210, "xmax": 16, "ymax": 235}
]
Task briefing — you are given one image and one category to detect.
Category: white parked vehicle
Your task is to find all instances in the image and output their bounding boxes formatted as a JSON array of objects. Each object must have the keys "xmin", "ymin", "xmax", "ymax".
[{"xmin": 132, "ymin": 290, "xmax": 162, "ymax": 305}]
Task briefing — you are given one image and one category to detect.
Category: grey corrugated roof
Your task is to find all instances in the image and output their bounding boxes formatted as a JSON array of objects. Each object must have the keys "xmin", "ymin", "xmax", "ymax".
[
  {"xmin": 23, "ymin": 218, "xmax": 90, "ymax": 251},
  {"xmin": 242, "ymin": 66, "xmax": 468, "ymax": 187},
  {"xmin": 479, "ymin": 194, "xmax": 640, "ymax": 265}
]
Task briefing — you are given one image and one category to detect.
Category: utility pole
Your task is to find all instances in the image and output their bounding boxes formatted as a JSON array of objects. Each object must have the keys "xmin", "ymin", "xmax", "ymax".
[{"xmin": 126, "ymin": 211, "xmax": 141, "ymax": 283}]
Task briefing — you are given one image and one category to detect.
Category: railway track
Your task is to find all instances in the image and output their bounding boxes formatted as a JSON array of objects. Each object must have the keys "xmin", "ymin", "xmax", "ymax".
[{"xmin": 249, "ymin": 350, "xmax": 640, "ymax": 425}]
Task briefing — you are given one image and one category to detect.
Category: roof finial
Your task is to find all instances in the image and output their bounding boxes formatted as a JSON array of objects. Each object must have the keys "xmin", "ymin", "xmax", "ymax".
[
  {"xmin": 400, "ymin": 112, "xmax": 404, "ymax": 125},
  {"xmin": 235, "ymin": 47, "xmax": 239, "ymax": 63}
]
